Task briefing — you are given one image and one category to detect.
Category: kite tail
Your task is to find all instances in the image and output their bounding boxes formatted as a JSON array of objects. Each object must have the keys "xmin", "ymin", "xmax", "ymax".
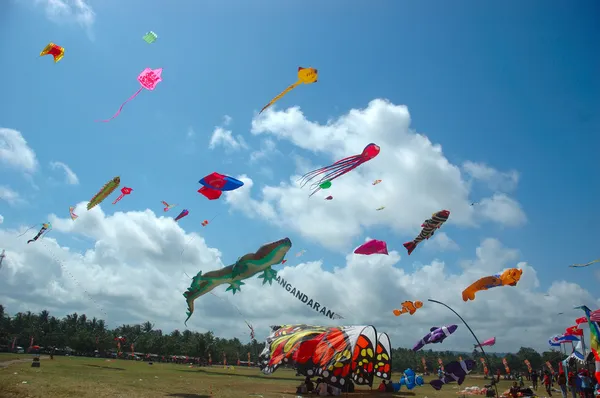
[
  {"xmin": 95, "ymin": 87, "xmax": 143, "ymax": 123},
  {"xmin": 112, "ymin": 194, "xmax": 125, "ymax": 205},
  {"xmin": 259, "ymin": 80, "xmax": 302, "ymax": 114},
  {"xmin": 17, "ymin": 225, "xmax": 38, "ymax": 238},
  {"xmin": 403, "ymin": 241, "xmax": 416, "ymax": 255}
]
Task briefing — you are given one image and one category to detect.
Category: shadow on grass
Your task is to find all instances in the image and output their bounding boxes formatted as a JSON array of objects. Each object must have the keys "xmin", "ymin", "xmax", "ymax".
[
  {"xmin": 166, "ymin": 394, "xmax": 211, "ymax": 398},
  {"xmin": 82, "ymin": 364, "xmax": 126, "ymax": 371},
  {"xmin": 175, "ymin": 368, "xmax": 301, "ymax": 382}
]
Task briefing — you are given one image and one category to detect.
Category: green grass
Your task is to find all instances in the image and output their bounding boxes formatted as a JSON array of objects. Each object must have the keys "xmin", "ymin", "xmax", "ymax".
[{"xmin": 0, "ymin": 353, "xmax": 522, "ymax": 398}]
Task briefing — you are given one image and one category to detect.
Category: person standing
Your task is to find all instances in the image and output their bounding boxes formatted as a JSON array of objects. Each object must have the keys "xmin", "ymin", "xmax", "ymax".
[
  {"xmin": 558, "ymin": 371, "xmax": 568, "ymax": 398},
  {"xmin": 532, "ymin": 370, "xmax": 539, "ymax": 390}
]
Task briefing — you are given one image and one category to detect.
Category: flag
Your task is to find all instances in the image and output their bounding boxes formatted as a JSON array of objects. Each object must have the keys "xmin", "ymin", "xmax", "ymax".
[
  {"xmin": 566, "ymin": 325, "xmax": 584, "ymax": 336},
  {"xmin": 591, "ymin": 309, "xmax": 600, "ymax": 322}
]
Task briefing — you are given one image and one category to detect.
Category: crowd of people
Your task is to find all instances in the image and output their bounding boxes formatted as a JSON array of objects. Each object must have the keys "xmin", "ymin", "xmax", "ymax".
[{"xmin": 296, "ymin": 376, "xmax": 355, "ymax": 396}]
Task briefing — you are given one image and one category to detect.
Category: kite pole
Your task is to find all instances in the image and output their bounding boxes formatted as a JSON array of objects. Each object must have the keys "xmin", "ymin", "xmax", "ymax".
[{"xmin": 428, "ymin": 298, "xmax": 499, "ymax": 398}]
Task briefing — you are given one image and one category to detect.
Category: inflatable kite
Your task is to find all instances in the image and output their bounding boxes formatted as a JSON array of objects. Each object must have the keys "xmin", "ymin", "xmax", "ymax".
[
  {"xmin": 183, "ymin": 238, "xmax": 291, "ymax": 325},
  {"xmin": 569, "ymin": 259, "xmax": 600, "ymax": 268},
  {"xmin": 87, "ymin": 177, "xmax": 120, "ymax": 210},
  {"xmin": 161, "ymin": 201, "xmax": 176, "ymax": 212},
  {"xmin": 143, "ymin": 31, "xmax": 158, "ymax": 43},
  {"xmin": 25, "ymin": 223, "xmax": 52, "ymax": 244},
  {"xmin": 403, "ymin": 210, "xmax": 450, "ymax": 255},
  {"xmin": 96, "ymin": 67, "xmax": 162, "ymax": 122},
  {"xmin": 474, "ymin": 337, "xmax": 496, "ymax": 348},
  {"xmin": 393, "ymin": 301, "xmax": 423, "ymax": 316},
  {"xmin": 325, "ymin": 195, "xmax": 333, "ymax": 200},
  {"xmin": 259, "ymin": 324, "xmax": 389, "ymax": 389},
  {"xmin": 69, "ymin": 206, "xmax": 78, "ymax": 221},
  {"xmin": 461, "ymin": 268, "xmax": 523, "ymax": 301},
  {"xmin": 393, "ymin": 368, "xmax": 424, "ymax": 391},
  {"xmin": 298, "ymin": 143, "xmax": 380, "ymax": 197},
  {"xmin": 198, "ymin": 172, "xmax": 244, "ymax": 200},
  {"xmin": 413, "ymin": 325, "xmax": 458, "ymax": 351},
  {"xmin": 40, "ymin": 42, "xmax": 64, "ymax": 63},
  {"xmin": 430, "ymin": 359, "xmax": 476, "ymax": 390},
  {"xmin": 112, "ymin": 187, "xmax": 132, "ymax": 205},
  {"xmin": 174, "ymin": 209, "xmax": 189, "ymax": 222},
  {"xmin": 354, "ymin": 239, "xmax": 388, "ymax": 255},
  {"xmin": 259, "ymin": 66, "xmax": 318, "ymax": 114},
  {"xmin": 375, "ymin": 333, "xmax": 393, "ymax": 381}
]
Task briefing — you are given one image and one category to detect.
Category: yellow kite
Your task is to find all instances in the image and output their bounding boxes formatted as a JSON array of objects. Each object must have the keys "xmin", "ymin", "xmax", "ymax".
[
  {"xmin": 40, "ymin": 43, "xmax": 65, "ymax": 63},
  {"xmin": 259, "ymin": 66, "xmax": 317, "ymax": 114}
]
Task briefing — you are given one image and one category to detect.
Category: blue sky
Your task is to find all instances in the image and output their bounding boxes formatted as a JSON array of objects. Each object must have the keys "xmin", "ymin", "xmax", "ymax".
[{"xmin": 0, "ymin": 0, "xmax": 599, "ymax": 346}]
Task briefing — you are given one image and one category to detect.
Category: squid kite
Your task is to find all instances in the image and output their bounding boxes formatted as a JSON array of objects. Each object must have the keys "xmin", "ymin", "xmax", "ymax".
[
  {"xmin": 143, "ymin": 31, "xmax": 158, "ymax": 44},
  {"xmin": 259, "ymin": 66, "xmax": 318, "ymax": 114},
  {"xmin": 161, "ymin": 201, "xmax": 177, "ymax": 212},
  {"xmin": 354, "ymin": 239, "xmax": 388, "ymax": 255},
  {"xmin": 40, "ymin": 42, "xmax": 64, "ymax": 63},
  {"xmin": 403, "ymin": 210, "xmax": 450, "ymax": 255},
  {"xmin": 96, "ymin": 67, "xmax": 162, "ymax": 122},
  {"xmin": 25, "ymin": 223, "xmax": 52, "ymax": 244},
  {"xmin": 87, "ymin": 177, "xmax": 120, "ymax": 210},
  {"xmin": 393, "ymin": 301, "xmax": 423, "ymax": 316},
  {"xmin": 569, "ymin": 259, "xmax": 600, "ymax": 268},
  {"xmin": 175, "ymin": 209, "xmax": 189, "ymax": 222},
  {"xmin": 474, "ymin": 337, "xmax": 496, "ymax": 348},
  {"xmin": 184, "ymin": 238, "xmax": 291, "ymax": 324},
  {"xmin": 198, "ymin": 172, "xmax": 244, "ymax": 200},
  {"xmin": 112, "ymin": 187, "xmax": 133, "ymax": 205},
  {"xmin": 298, "ymin": 143, "xmax": 380, "ymax": 197},
  {"xmin": 69, "ymin": 206, "xmax": 78, "ymax": 221},
  {"xmin": 462, "ymin": 268, "xmax": 523, "ymax": 301}
]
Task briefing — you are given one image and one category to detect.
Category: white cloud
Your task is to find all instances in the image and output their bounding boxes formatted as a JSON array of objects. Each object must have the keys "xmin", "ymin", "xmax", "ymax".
[
  {"xmin": 463, "ymin": 161, "xmax": 520, "ymax": 192},
  {"xmin": 225, "ymin": 100, "xmax": 526, "ymax": 250},
  {"xmin": 0, "ymin": 215, "xmax": 3, "ymax": 224},
  {"xmin": 34, "ymin": 0, "xmax": 95, "ymax": 29},
  {"xmin": 250, "ymin": 139, "xmax": 278, "ymax": 163},
  {"xmin": 209, "ymin": 127, "xmax": 248, "ymax": 151},
  {"xmin": 0, "ymin": 186, "xmax": 23, "ymax": 206},
  {"xmin": 0, "ymin": 128, "xmax": 38, "ymax": 173},
  {"xmin": 423, "ymin": 231, "xmax": 459, "ymax": 252},
  {"xmin": 222, "ymin": 115, "xmax": 232, "ymax": 126},
  {"xmin": 49, "ymin": 161, "xmax": 79, "ymax": 185},
  {"xmin": 0, "ymin": 209, "xmax": 597, "ymax": 352}
]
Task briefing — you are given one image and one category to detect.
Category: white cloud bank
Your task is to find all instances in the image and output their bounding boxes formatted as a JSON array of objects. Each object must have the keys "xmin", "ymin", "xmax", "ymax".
[
  {"xmin": 50, "ymin": 161, "xmax": 80, "ymax": 185},
  {"xmin": 0, "ymin": 128, "xmax": 38, "ymax": 173},
  {"xmin": 0, "ymin": 207, "xmax": 596, "ymax": 352},
  {"xmin": 33, "ymin": 0, "xmax": 95, "ymax": 29},
  {"xmin": 0, "ymin": 186, "xmax": 23, "ymax": 206}
]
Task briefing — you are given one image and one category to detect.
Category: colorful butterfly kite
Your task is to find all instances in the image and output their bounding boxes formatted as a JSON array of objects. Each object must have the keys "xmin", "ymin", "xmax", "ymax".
[
  {"xmin": 88, "ymin": 177, "xmax": 120, "ymax": 210},
  {"xmin": 96, "ymin": 67, "xmax": 162, "ymax": 122},
  {"xmin": 259, "ymin": 67, "xmax": 318, "ymax": 114},
  {"xmin": 112, "ymin": 187, "xmax": 133, "ymax": 205},
  {"xmin": 40, "ymin": 43, "xmax": 64, "ymax": 63},
  {"xmin": 198, "ymin": 172, "xmax": 244, "ymax": 200},
  {"xmin": 69, "ymin": 206, "xmax": 78, "ymax": 221}
]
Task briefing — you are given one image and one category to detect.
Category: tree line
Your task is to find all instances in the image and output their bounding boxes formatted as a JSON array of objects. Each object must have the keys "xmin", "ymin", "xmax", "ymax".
[{"xmin": 0, "ymin": 305, "xmax": 564, "ymax": 373}]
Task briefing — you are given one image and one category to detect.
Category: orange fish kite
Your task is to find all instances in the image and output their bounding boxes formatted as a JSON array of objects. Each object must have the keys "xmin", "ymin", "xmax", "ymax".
[
  {"xmin": 393, "ymin": 300, "xmax": 423, "ymax": 316},
  {"xmin": 40, "ymin": 43, "xmax": 65, "ymax": 63}
]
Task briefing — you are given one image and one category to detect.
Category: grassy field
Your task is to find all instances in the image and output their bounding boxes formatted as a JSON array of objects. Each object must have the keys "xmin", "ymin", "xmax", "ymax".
[{"xmin": 0, "ymin": 353, "xmax": 521, "ymax": 398}]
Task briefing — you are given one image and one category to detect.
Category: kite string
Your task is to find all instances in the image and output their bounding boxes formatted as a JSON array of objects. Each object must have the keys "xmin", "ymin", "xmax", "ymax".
[{"xmin": 95, "ymin": 87, "xmax": 143, "ymax": 123}]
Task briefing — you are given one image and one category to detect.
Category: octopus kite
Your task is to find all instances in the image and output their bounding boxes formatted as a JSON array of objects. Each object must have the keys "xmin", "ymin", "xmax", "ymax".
[
  {"xmin": 69, "ymin": 206, "xmax": 78, "ymax": 221},
  {"xmin": 462, "ymin": 268, "xmax": 523, "ymax": 301},
  {"xmin": 403, "ymin": 210, "xmax": 450, "ymax": 255},
  {"xmin": 393, "ymin": 301, "xmax": 423, "ymax": 316},
  {"xmin": 40, "ymin": 42, "xmax": 64, "ymax": 63},
  {"xmin": 87, "ymin": 177, "xmax": 120, "ymax": 210},
  {"xmin": 25, "ymin": 223, "xmax": 52, "ymax": 244},
  {"xmin": 298, "ymin": 143, "xmax": 380, "ymax": 197},
  {"xmin": 259, "ymin": 66, "xmax": 318, "ymax": 114},
  {"xmin": 112, "ymin": 187, "xmax": 133, "ymax": 205},
  {"xmin": 183, "ymin": 238, "xmax": 291, "ymax": 325},
  {"xmin": 198, "ymin": 172, "xmax": 244, "ymax": 200}
]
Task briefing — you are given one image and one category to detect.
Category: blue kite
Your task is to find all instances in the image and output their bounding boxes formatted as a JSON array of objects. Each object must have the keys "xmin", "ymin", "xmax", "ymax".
[{"xmin": 198, "ymin": 172, "xmax": 244, "ymax": 200}]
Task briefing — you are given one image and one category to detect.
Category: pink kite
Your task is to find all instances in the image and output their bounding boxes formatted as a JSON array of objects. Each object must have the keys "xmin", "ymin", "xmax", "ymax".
[
  {"xmin": 96, "ymin": 67, "xmax": 163, "ymax": 122},
  {"xmin": 325, "ymin": 196, "xmax": 333, "ymax": 200},
  {"xmin": 112, "ymin": 187, "xmax": 133, "ymax": 205},
  {"xmin": 354, "ymin": 239, "xmax": 388, "ymax": 255},
  {"xmin": 474, "ymin": 337, "xmax": 496, "ymax": 348}
]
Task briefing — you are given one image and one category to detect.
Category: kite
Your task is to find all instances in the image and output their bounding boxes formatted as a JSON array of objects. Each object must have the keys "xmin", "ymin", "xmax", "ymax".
[
  {"xmin": 376, "ymin": 206, "xmax": 385, "ymax": 211},
  {"xmin": 298, "ymin": 143, "xmax": 380, "ymax": 197},
  {"xmin": 296, "ymin": 250, "xmax": 306, "ymax": 258},
  {"xmin": 403, "ymin": 210, "xmax": 450, "ymax": 255},
  {"xmin": 354, "ymin": 240, "xmax": 388, "ymax": 255},
  {"xmin": 161, "ymin": 201, "xmax": 177, "ymax": 212},
  {"xmin": 25, "ymin": 223, "xmax": 52, "ymax": 244},
  {"xmin": 375, "ymin": 332, "xmax": 393, "ymax": 381},
  {"xmin": 325, "ymin": 196, "xmax": 333, "ymax": 200},
  {"xmin": 470, "ymin": 202, "xmax": 479, "ymax": 206},
  {"xmin": 183, "ymin": 238, "xmax": 291, "ymax": 325},
  {"xmin": 474, "ymin": 337, "xmax": 496, "ymax": 348},
  {"xmin": 575, "ymin": 305, "xmax": 600, "ymax": 351},
  {"xmin": 96, "ymin": 67, "xmax": 162, "ymax": 122},
  {"xmin": 430, "ymin": 359, "xmax": 476, "ymax": 390},
  {"xmin": 0, "ymin": 249, "xmax": 5, "ymax": 270},
  {"xmin": 40, "ymin": 43, "xmax": 64, "ymax": 63},
  {"xmin": 393, "ymin": 301, "xmax": 423, "ymax": 316},
  {"xmin": 593, "ymin": 348, "xmax": 600, "ymax": 387},
  {"xmin": 413, "ymin": 325, "xmax": 458, "ymax": 351},
  {"xmin": 259, "ymin": 324, "xmax": 385, "ymax": 388},
  {"xmin": 569, "ymin": 259, "xmax": 600, "ymax": 268},
  {"xmin": 174, "ymin": 209, "xmax": 189, "ymax": 222},
  {"xmin": 87, "ymin": 177, "xmax": 120, "ymax": 210},
  {"xmin": 462, "ymin": 268, "xmax": 523, "ymax": 301},
  {"xmin": 259, "ymin": 66, "xmax": 318, "ymax": 114},
  {"xmin": 319, "ymin": 180, "xmax": 332, "ymax": 189},
  {"xmin": 69, "ymin": 206, "xmax": 78, "ymax": 221},
  {"xmin": 394, "ymin": 368, "xmax": 424, "ymax": 391},
  {"xmin": 198, "ymin": 172, "xmax": 244, "ymax": 200},
  {"xmin": 372, "ymin": 179, "xmax": 382, "ymax": 185},
  {"xmin": 201, "ymin": 220, "xmax": 209, "ymax": 226},
  {"xmin": 143, "ymin": 31, "xmax": 158, "ymax": 44},
  {"xmin": 112, "ymin": 187, "xmax": 133, "ymax": 205}
]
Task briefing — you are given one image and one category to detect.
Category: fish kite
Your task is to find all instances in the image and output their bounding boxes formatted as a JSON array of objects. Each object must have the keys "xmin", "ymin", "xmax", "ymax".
[
  {"xmin": 325, "ymin": 195, "xmax": 333, "ymax": 200},
  {"xmin": 198, "ymin": 172, "xmax": 244, "ymax": 200},
  {"xmin": 112, "ymin": 187, "xmax": 133, "ymax": 205},
  {"xmin": 462, "ymin": 268, "xmax": 523, "ymax": 301},
  {"xmin": 298, "ymin": 143, "xmax": 380, "ymax": 197},
  {"xmin": 40, "ymin": 43, "xmax": 64, "ymax": 63},
  {"xmin": 143, "ymin": 31, "xmax": 158, "ymax": 44},
  {"xmin": 376, "ymin": 206, "xmax": 385, "ymax": 211},
  {"xmin": 96, "ymin": 67, "xmax": 162, "ymax": 122},
  {"xmin": 403, "ymin": 210, "xmax": 450, "ymax": 255},
  {"xmin": 259, "ymin": 66, "xmax": 318, "ymax": 114},
  {"xmin": 161, "ymin": 201, "xmax": 177, "ymax": 212},
  {"xmin": 354, "ymin": 239, "xmax": 388, "ymax": 255},
  {"xmin": 413, "ymin": 325, "xmax": 458, "ymax": 351},
  {"xmin": 474, "ymin": 337, "xmax": 496, "ymax": 348},
  {"xmin": 569, "ymin": 259, "xmax": 600, "ymax": 268},
  {"xmin": 88, "ymin": 177, "xmax": 120, "ymax": 210},
  {"xmin": 393, "ymin": 301, "xmax": 423, "ymax": 316},
  {"xmin": 183, "ymin": 238, "xmax": 291, "ymax": 325},
  {"xmin": 372, "ymin": 179, "xmax": 382, "ymax": 185},
  {"xmin": 25, "ymin": 223, "xmax": 52, "ymax": 244},
  {"xmin": 430, "ymin": 359, "xmax": 476, "ymax": 390},
  {"xmin": 174, "ymin": 209, "xmax": 189, "ymax": 222},
  {"xmin": 69, "ymin": 206, "xmax": 78, "ymax": 221},
  {"xmin": 0, "ymin": 249, "xmax": 5, "ymax": 270}
]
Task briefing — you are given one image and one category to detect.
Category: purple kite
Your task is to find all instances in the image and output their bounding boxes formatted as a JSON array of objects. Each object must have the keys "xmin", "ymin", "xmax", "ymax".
[
  {"xmin": 354, "ymin": 239, "xmax": 388, "ymax": 255},
  {"xmin": 175, "ymin": 209, "xmax": 189, "ymax": 222},
  {"xmin": 413, "ymin": 325, "xmax": 458, "ymax": 351}
]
